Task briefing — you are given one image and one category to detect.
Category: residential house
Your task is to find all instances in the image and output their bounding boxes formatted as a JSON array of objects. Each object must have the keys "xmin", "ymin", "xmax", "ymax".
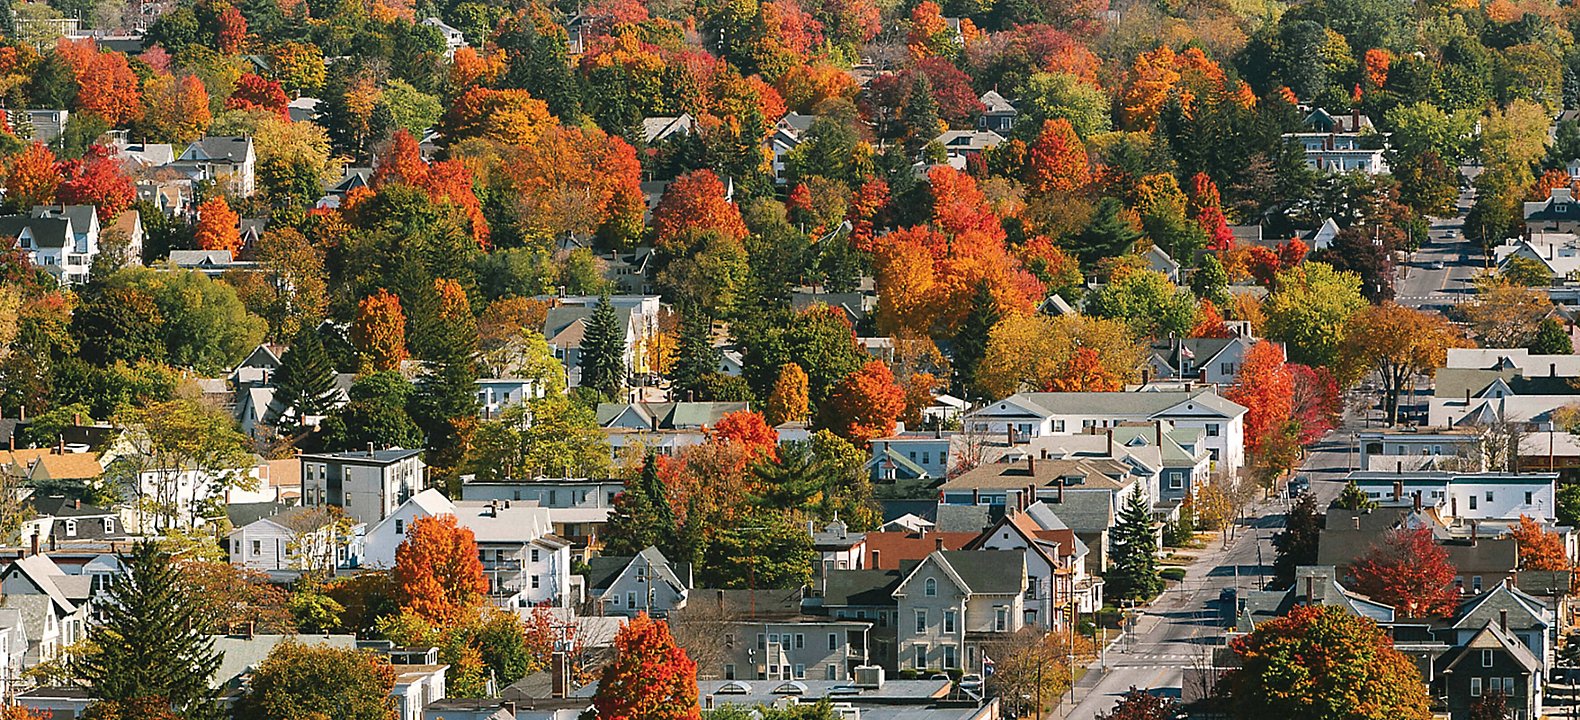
[
  {"xmin": 0, "ymin": 554, "xmax": 91, "ymax": 667},
  {"xmin": 1429, "ymin": 364, "xmax": 1580, "ymax": 430},
  {"xmin": 300, "ymin": 447, "xmax": 426, "ymax": 526},
  {"xmin": 1143, "ymin": 245, "xmax": 1181, "ymax": 282},
  {"xmin": 962, "ymin": 389, "xmax": 1248, "ymax": 477},
  {"xmin": 168, "ymin": 249, "xmax": 255, "ymax": 277},
  {"xmin": 1494, "ymin": 231, "xmax": 1580, "ymax": 282},
  {"xmin": 977, "ymin": 91, "xmax": 1016, "ymax": 132},
  {"xmin": 595, "ymin": 401, "xmax": 751, "ymax": 461},
  {"xmin": 817, "ymin": 568, "xmax": 905, "ymax": 669},
  {"xmin": 894, "ymin": 550, "xmax": 1027, "ymax": 674},
  {"xmin": 641, "ymin": 115, "xmax": 695, "ymax": 145},
  {"xmin": 1231, "ymin": 565, "xmax": 1396, "ymax": 633},
  {"xmin": 1524, "ymin": 187, "xmax": 1580, "ymax": 234},
  {"xmin": 394, "ymin": 663, "xmax": 450, "ymax": 720},
  {"xmin": 1346, "ymin": 471, "xmax": 1557, "ymax": 523},
  {"xmin": 1318, "ymin": 507, "xmax": 1520, "ymax": 596},
  {"xmin": 22, "ymin": 496, "xmax": 123, "ymax": 545},
  {"xmin": 767, "ymin": 113, "xmax": 816, "ymax": 181},
  {"xmin": 7, "ymin": 109, "xmax": 69, "ymax": 142},
  {"xmin": 1435, "ymin": 621, "xmax": 1542, "ymax": 720},
  {"xmin": 1145, "ymin": 336, "xmax": 1259, "ymax": 385},
  {"xmin": 585, "ymin": 546, "xmax": 691, "ymax": 617},
  {"xmin": 867, "ymin": 432, "xmax": 954, "ymax": 482},
  {"xmin": 459, "ymin": 478, "xmax": 623, "ymax": 508},
  {"xmin": 1285, "ymin": 132, "xmax": 1390, "ymax": 174},
  {"xmin": 1301, "ymin": 107, "xmax": 1374, "ymax": 133},
  {"xmin": 1355, "ymin": 429, "xmax": 1483, "ymax": 472},
  {"xmin": 0, "ymin": 609, "xmax": 25, "ymax": 702},
  {"xmin": 933, "ymin": 129, "xmax": 1005, "ymax": 162},
  {"xmin": 968, "ymin": 501, "xmax": 1101, "ymax": 625},
  {"xmin": 540, "ymin": 294, "xmax": 662, "ymax": 387},
  {"xmin": 420, "ymin": 17, "xmax": 468, "ymax": 56},
  {"xmin": 209, "ymin": 633, "xmax": 360, "ymax": 691},
  {"xmin": 859, "ymin": 530, "xmax": 978, "ymax": 570},
  {"xmin": 0, "ymin": 205, "xmax": 102, "ymax": 285},
  {"xmin": 477, "ymin": 378, "xmax": 548, "ymax": 420},
  {"xmin": 170, "ymin": 136, "xmax": 257, "ymax": 197},
  {"xmin": 676, "ymin": 588, "xmax": 871, "ymax": 682},
  {"xmin": 811, "ymin": 519, "xmax": 867, "ymax": 574},
  {"xmin": 227, "ymin": 507, "xmax": 363, "ymax": 573},
  {"xmin": 1444, "ymin": 581, "xmax": 1555, "ymax": 675}
]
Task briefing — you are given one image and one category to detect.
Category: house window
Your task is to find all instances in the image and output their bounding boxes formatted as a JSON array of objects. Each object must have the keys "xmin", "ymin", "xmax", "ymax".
[
  {"xmin": 915, "ymin": 609, "xmax": 928, "ymax": 633},
  {"xmin": 925, "ymin": 578, "xmax": 937, "ymax": 596},
  {"xmin": 531, "ymin": 575, "xmax": 541, "ymax": 589},
  {"xmin": 944, "ymin": 610, "xmax": 957, "ymax": 634},
  {"xmin": 104, "ymin": 518, "xmax": 114, "ymax": 534},
  {"xmin": 829, "ymin": 633, "xmax": 839, "ymax": 651},
  {"xmin": 1485, "ymin": 491, "xmax": 1495, "ymax": 502},
  {"xmin": 1482, "ymin": 649, "xmax": 1494, "ymax": 667},
  {"xmin": 1206, "ymin": 424, "xmax": 1220, "ymax": 437},
  {"xmin": 913, "ymin": 644, "xmax": 928, "ymax": 669},
  {"xmin": 395, "ymin": 519, "xmax": 404, "ymax": 535},
  {"xmin": 251, "ymin": 540, "xmax": 261, "ymax": 556},
  {"xmin": 64, "ymin": 520, "xmax": 76, "ymax": 537},
  {"xmin": 531, "ymin": 548, "xmax": 541, "ymax": 563},
  {"xmin": 1473, "ymin": 576, "xmax": 1483, "ymax": 592},
  {"xmin": 1051, "ymin": 420, "xmax": 1065, "ymax": 433},
  {"xmin": 943, "ymin": 645, "xmax": 957, "ymax": 669},
  {"xmin": 1469, "ymin": 495, "xmax": 1478, "ymax": 510},
  {"xmin": 794, "ymin": 664, "xmax": 805, "ymax": 679},
  {"xmin": 922, "ymin": 452, "xmax": 931, "ymax": 465},
  {"xmin": 1169, "ymin": 476, "xmax": 1183, "ymax": 490},
  {"xmin": 725, "ymin": 664, "xmax": 736, "ymax": 680},
  {"xmin": 795, "ymin": 633, "xmax": 804, "ymax": 649},
  {"xmin": 1526, "ymin": 492, "xmax": 1534, "ymax": 504},
  {"xmin": 628, "ymin": 591, "xmax": 638, "ymax": 608},
  {"xmin": 994, "ymin": 606, "xmax": 1009, "ymax": 631},
  {"xmin": 1503, "ymin": 677, "xmax": 1514, "ymax": 694},
  {"xmin": 826, "ymin": 665, "xmax": 838, "ymax": 680},
  {"xmin": 1471, "ymin": 677, "xmax": 1483, "ymax": 697}
]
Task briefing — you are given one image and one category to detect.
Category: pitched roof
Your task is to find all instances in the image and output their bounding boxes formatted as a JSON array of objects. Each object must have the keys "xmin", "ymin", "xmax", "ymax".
[
  {"xmin": 899, "ymin": 550, "xmax": 1024, "ymax": 595},
  {"xmin": 1, "ymin": 554, "xmax": 77, "ymax": 613},
  {"xmin": 861, "ymin": 531, "xmax": 977, "ymax": 569},
  {"xmin": 1440, "ymin": 621, "xmax": 1541, "ymax": 675},
  {"xmin": 1453, "ymin": 582, "xmax": 1549, "ymax": 630},
  {"xmin": 0, "ymin": 216, "xmax": 69, "ymax": 247},
  {"xmin": 29, "ymin": 453, "xmax": 104, "ymax": 480},
  {"xmin": 822, "ymin": 568, "xmax": 903, "ymax": 606},
  {"xmin": 180, "ymin": 136, "xmax": 253, "ymax": 164},
  {"xmin": 971, "ymin": 389, "xmax": 1245, "ymax": 419},
  {"xmin": 28, "ymin": 495, "xmax": 114, "ymax": 518},
  {"xmin": 940, "ymin": 457, "xmax": 1136, "ymax": 492},
  {"xmin": 979, "ymin": 90, "xmax": 1016, "ymax": 114}
]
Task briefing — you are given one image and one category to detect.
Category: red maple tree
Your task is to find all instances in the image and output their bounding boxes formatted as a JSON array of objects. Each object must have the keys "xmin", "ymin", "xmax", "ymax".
[
  {"xmin": 820, "ymin": 360, "xmax": 906, "ymax": 445},
  {"xmin": 1350, "ymin": 526, "xmax": 1459, "ymax": 618},
  {"xmin": 57, "ymin": 145, "xmax": 136, "ymax": 222},
  {"xmin": 1288, "ymin": 364, "xmax": 1341, "ymax": 445},
  {"xmin": 226, "ymin": 73, "xmax": 289, "ymax": 116},
  {"xmin": 393, "ymin": 514, "xmax": 490, "ymax": 626},
  {"xmin": 709, "ymin": 410, "xmax": 778, "ymax": 461},
  {"xmin": 1026, "ymin": 118, "xmax": 1089, "ymax": 194},
  {"xmin": 216, "ymin": 6, "xmax": 249, "ymax": 53},
  {"xmin": 1189, "ymin": 299, "xmax": 1233, "ymax": 339},
  {"xmin": 593, "ymin": 613, "xmax": 700, "ymax": 720},
  {"xmin": 5, "ymin": 142, "xmax": 59, "ymax": 211},
  {"xmin": 1224, "ymin": 341, "xmax": 1293, "ymax": 457},
  {"xmin": 651, "ymin": 169, "xmax": 747, "ymax": 250}
]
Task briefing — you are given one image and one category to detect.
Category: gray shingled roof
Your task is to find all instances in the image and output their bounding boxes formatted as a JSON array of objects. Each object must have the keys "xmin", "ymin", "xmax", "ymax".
[
  {"xmin": 934, "ymin": 550, "xmax": 1024, "ymax": 594},
  {"xmin": 821, "ymin": 568, "xmax": 902, "ymax": 607}
]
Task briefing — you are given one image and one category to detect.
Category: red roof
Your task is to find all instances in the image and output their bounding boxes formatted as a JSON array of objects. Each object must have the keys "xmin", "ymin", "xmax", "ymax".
[{"xmin": 862, "ymin": 531, "xmax": 978, "ymax": 569}]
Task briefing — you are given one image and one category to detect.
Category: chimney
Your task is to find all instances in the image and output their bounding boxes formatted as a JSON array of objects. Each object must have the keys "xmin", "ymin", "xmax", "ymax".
[
  {"xmin": 1155, "ymin": 422, "xmax": 1162, "ymax": 447},
  {"xmin": 48, "ymin": 533, "xmax": 55, "ymax": 551},
  {"xmin": 1396, "ymin": 461, "xmax": 1402, "ymax": 474},
  {"xmin": 972, "ymin": 488, "xmax": 980, "ymax": 505},
  {"xmin": 366, "ymin": 441, "xmax": 375, "ymax": 457},
  {"xmin": 1305, "ymin": 575, "xmax": 1314, "ymax": 604},
  {"xmin": 935, "ymin": 537, "xmax": 944, "ymax": 551},
  {"xmin": 1500, "ymin": 609, "xmax": 1508, "ymax": 630},
  {"xmin": 1393, "ymin": 481, "xmax": 1402, "ymax": 502},
  {"xmin": 1351, "ymin": 108, "xmax": 1360, "ymax": 130},
  {"xmin": 29, "ymin": 531, "xmax": 38, "ymax": 556},
  {"xmin": 1413, "ymin": 491, "xmax": 1422, "ymax": 512},
  {"xmin": 1026, "ymin": 456, "xmax": 1035, "ymax": 476},
  {"xmin": 1007, "ymin": 426, "xmax": 1015, "ymax": 446},
  {"xmin": 1552, "ymin": 363, "xmax": 1558, "ymax": 377},
  {"xmin": 72, "ymin": 499, "xmax": 79, "ymax": 509},
  {"xmin": 551, "ymin": 650, "xmax": 570, "ymax": 698},
  {"xmin": 1466, "ymin": 389, "xmax": 1471, "ymax": 406},
  {"xmin": 72, "ymin": 413, "xmax": 79, "ymax": 426},
  {"xmin": 1057, "ymin": 475, "xmax": 1065, "ymax": 504},
  {"xmin": 16, "ymin": 405, "xmax": 21, "ymax": 422},
  {"xmin": 1106, "ymin": 428, "xmax": 1114, "ymax": 457},
  {"xmin": 56, "ymin": 436, "xmax": 63, "ymax": 454}
]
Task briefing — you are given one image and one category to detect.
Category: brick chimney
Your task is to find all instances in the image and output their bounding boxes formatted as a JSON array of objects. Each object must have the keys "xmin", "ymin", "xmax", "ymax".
[{"xmin": 1500, "ymin": 609, "xmax": 1508, "ymax": 630}]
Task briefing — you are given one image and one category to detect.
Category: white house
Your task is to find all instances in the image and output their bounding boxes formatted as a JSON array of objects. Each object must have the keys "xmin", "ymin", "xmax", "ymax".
[
  {"xmin": 420, "ymin": 17, "xmax": 467, "ymax": 57},
  {"xmin": 0, "ymin": 205, "xmax": 102, "ymax": 285},
  {"xmin": 1285, "ymin": 132, "xmax": 1389, "ymax": 174},
  {"xmin": 0, "ymin": 609, "xmax": 26, "ymax": 702},
  {"xmin": 540, "ymin": 294, "xmax": 662, "ymax": 386},
  {"xmin": 0, "ymin": 554, "xmax": 91, "ymax": 667},
  {"xmin": 227, "ymin": 507, "xmax": 364, "ymax": 573},
  {"xmin": 1348, "ymin": 471, "xmax": 1558, "ymax": 523},
  {"xmin": 585, "ymin": 546, "xmax": 691, "ymax": 617},
  {"xmin": 476, "ymin": 377, "xmax": 547, "ymax": 420},
  {"xmin": 963, "ymin": 389, "xmax": 1248, "ymax": 477},
  {"xmin": 171, "ymin": 136, "xmax": 257, "ymax": 197},
  {"xmin": 970, "ymin": 502, "xmax": 1100, "ymax": 626},
  {"xmin": 300, "ymin": 448, "xmax": 425, "ymax": 526},
  {"xmin": 364, "ymin": 489, "xmax": 572, "ymax": 607}
]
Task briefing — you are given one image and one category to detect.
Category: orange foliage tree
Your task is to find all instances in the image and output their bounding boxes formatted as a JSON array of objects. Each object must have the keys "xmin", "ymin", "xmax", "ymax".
[
  {"xmin": 593, "ymin": 613, "xmax": 700, "ymax": 720},
  {"xmin": 192, "ymin": 196, "xmax": 241, "ymax": 253},
  {"xmin": 68, "ymin": 43, "xmax": 142, "ymax": 127},
  {"xmin": 497, "ymin": 125, "xmax": 645, "ymax": 246},
  {"xmin": 373, "ymin": 130, "xmax": 489, "ymax": 247},
  {"xmin": 353, "ymin": 289, "xmax": 409, "ymax": 371},
  {"xmin": 1225, "ymin": 341, "xmax": 1294, "ymax": 457},
  {"xmin": 5, "ymin": 142, "xmax": 58, "ymax": 211},
  {"xmin": 1530, "ymin": 168, "xmax": 1573, "ymax": 201},
  {"xmin": 651, "ymin": 169, "xmax": 748, "ymax": 251},
  {"xmin": 820, "ymin": 360, "xmax": 906, "ymax": 445},
  {"xmin": 1048, "ymin": 347, "xmax": 1123, "ymax": 391},
  {"xmin": 393, "ymin": 514, "xmax": 490, "ymax": 626},
  {"xmin": 709, "ymin": 410, "xmax": 778, "ymax": 461},
  {"xmin": 764, "ymin": 363, "xmax": 810, "ymax": 426},
  {"xmin": 1026, "ymin": 118, "xmax": 1089, "ymax": 194},
  {"xmin": 141, "ymin": 74, "xmax": 213, "ymax": 143},
  {"xmin": 1512, "ymin": 514, "xmax": 1570, "ymax": 571},
  {"xmin": 216, "ymin": 6, "xmax": 249, "ymax": 53},
  {"xmin": 1350, "ymin": 526, "xmax": 1459, "ymax": 618},
  {"xmin": 1363, "ymin": 48, "xmax": 1392, "ymax": 91},
  {"xmin": 226, "ymin": 73, "xmax": 289, "ymax": 116},
  {"xmin": 1189, "ymin": 299, "xmax": 1233, "ymax": 338},
  {"xmin": 441, "ymin": 87, "xmax": 553, "ymax": 145},
  {"xmin": 58, "ymin": 144, "xmax": 136, "ymax": 221}
]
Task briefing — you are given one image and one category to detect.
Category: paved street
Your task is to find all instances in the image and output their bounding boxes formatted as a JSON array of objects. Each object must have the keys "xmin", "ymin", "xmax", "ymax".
[
  {"xmin": 1395, "ymin": 189, "xmax": 1484, "ymax": 309},
  {"xmin": 1053, "ymin": 429, "xmax": 1355, "ymax": 718}
]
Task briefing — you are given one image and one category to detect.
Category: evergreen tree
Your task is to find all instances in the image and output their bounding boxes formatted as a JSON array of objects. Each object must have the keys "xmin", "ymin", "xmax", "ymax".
[
  {"xmin": 1072, "ymin": 197, "xmax": 1142, "ymax": 267},
  {"xmin": 901, "ymin": 73, "xmax": 940, "ymax": 154},
  {"xmin": 1108, "ymin": 489, "xmax": 1163, "ymax": 602},
  {"xmin": 271, "ymin": 325, "xmax": 339, "ymax": 432},
  {"xmin": 1336, "ymin": 479, "xmax": 1377, "ymax": 511},
  {"xmin": 1530, "ymin": 317, "xmax": 1573, "ymax": 355},
  {"xmin": 602, "ymin": 455, "xmax": 676, "ymax": 557},
  {"xmin": 952, "ymin": 281, "xmax": 1002, "ymax": 399},
  {"xmin": 413, "ymin": 281, "xmax": 481, "ymax": 478},
  {"xmin": 1271, "ymin": 491, "xmax": 1322, "ymax": 588},
  {"xmin": 579, "ymin": 291, "xmax": 627, "ymax": 399},
  {"xmin": 78, "ymin": 540, "xmax": 222, "ymax": 718},
  {"xmin": 1190, "ymin": 254, "xmax": 1232, "ymax": 307},
  {"xmin": 669, "ymin": 307, "xmax": 718, "ymax": 402}
]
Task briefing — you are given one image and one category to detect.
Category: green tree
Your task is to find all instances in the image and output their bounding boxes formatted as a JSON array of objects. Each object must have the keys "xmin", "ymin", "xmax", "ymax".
[
  {"xmin": 271, "ymin": 325, "xmax": 339, "ymax": 432},
  {"xmin": 78, "ymin": 541, "xmax": 221, "ymax": 718},
  {"xmin": 603, "ymin": 455, "xmax": 679, "ymax": 557},
  {"xmin": 71, "ymin": 287, "xmax": 167, "ymax": 367},
  {"xmin": 698, "ymin": 510, "xmax": 816, "ymax": 589},
  {"xmin": 1264, "ymin": 263, "xmax": 1367, "ymax": 367},
  {"xmin": 1071, "ymin": 197, "xmax": 1142, "ymax": 267},
  {"xmin": 102, "ymin": 267, "xmax": 267, "ymax": 375},
  {"xmin": 951, "ymin": 281, "xmax": 1002, "ymax": 399},
  {"xmin": 1271, "ymin": 491, "xmax": 1322, "ymax": 588},
  {"xmin": 1530, "ymin": 318, "xmax": 1573, "ymax": 355},
  {"xmin": 1019, "ymin": 72, "xmax": 1112, "ymax": 139},
  {"xmin": 1086, "ymin": 269, "xmax": 1197, "ymax": 338},
  {"xmin": 1336, "ymin": 479, "xmax": 1377, "ymax": 511},
  {"xmin": 1558, "ymin": 482, "xmax": 1580, "ymax": 529},
  {"xmin": 1190, "ymin": 254, "xmax": 1231, "ymax": 307},
  {"xmin": 110, "ymin": 400, "xmax": 254, "ymax": 530},
  {"xmin": 579, "ymin": 291, "xmax": 627, "ymax": 399},
  {"xmin": 670, "ymin": 307, "xmax": 720, "ymax": 402},
  {"xmin": 1505, "ymin": 256, "xmax": 1555, "ymax": 287},
  {"xmin": 1107, "ymin": 489, "xmax": 1162, "ymax": 602},
  {"xmin": 901, "ymin": 73, "xmax": 941, "ymax": 154},
  {"xmin": 518, "ymin": 395, "xmax": 612, "ymax": 478},
  {"xmin": 315, "ymin": 372, "xmax": 424, "ymax": 452},
  {"xmin": 237, "ymin": 641, "xmax": 396, "ymax": 720}
]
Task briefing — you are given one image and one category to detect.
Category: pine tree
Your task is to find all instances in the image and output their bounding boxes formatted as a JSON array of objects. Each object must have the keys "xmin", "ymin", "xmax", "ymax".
[
  {"xmin": 669, "ymin": 307, "xmax": 718, "ymax": 402},
  {"xmin": 78, "ymin": 540, "xmax": 222, "ymax": 717},
  {"xmin": 603, "ymin": 455, "xmax": 677, "ymax": 557},
  {"xmin": 271, "ymin": 325, "xmax": 339, "ymax": 432},
  {"xmin": 1336, "ymin": 479, "xmax": 1376, "ymax": 511},
  {"xmin": 1529, "ymin": 317, "xmax": 1573, "ymax": 355},
  {"xmin": 414, "ymin": 278, "xmax": 481, "ymax": 477},
  {"xmin": 901, "ymin": 73, "xmax": 940, "ymax": 154},
  {"xmin": 1108, "ymin": 489, "xmax": 1163, "ymax": 602},
  {"xmin": 579, "ymin": 290, "xmax": 627, "ymax": 399},
  {"xmin": 1271, "ymin": 491, "xmax": 1322, "ymax": 588},
  {"xmin": 1190, "ymin": 254, "xmax": 1231, "ymax": 307},
  {"xmin": 952, "ymin": 281, "xmax": 1001, "ymax": 399}
]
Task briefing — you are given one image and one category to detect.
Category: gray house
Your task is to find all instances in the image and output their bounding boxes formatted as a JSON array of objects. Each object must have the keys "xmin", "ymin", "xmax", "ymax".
[
  {"xmin": 894, "ymin": 549, "xmax": 1026, "ymax": 674},
  {"xmin": 585, "ymin": 546, "xmax": 692, "ymax": 617}
]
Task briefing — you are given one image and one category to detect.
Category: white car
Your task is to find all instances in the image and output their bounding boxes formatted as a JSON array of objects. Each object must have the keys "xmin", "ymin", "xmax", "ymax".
[
  {"xmin": 1445, "ymin": 229, "xmax": 1458, "ymax": 238},
  {"xmin": 959, "ymin": 674, "xmax": 984, "ymax": 691}
]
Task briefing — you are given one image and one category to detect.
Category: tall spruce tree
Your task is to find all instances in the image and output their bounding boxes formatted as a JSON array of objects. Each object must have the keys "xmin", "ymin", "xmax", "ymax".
[
  {"xmin": 1271, "ymin": 491, "xmax": 1322, "ymax": 588},
  {"xmin": 602, "ymin": 455, "xmax": 676, "ymax": 557},
  {"xmin": 902, "ymin": 73, "xmax": 941, "ymax": 155},
  {"xmin": 78, "ymin": 540, "xmax": 221, "ymax": 718},
  {"xmin": 272, "ymin": 325, "xmax": 339, "ymax": 431},
  {"xmin": 952, "ymin": 281, "xmax": 1001, "ymax": 399},
  {"xmin": 414, "ymin": 289, "xmax": 481, "ymax": 478},
  {"xmin": 579, "ymin": 291, "xmax": 627, "ymax": 399},
  {"xmin": 1108, "ymin": 489, "xmax": 1163, "ymax": 602},
  {"xmin": 669, "ymin": 307, "xmax": 718, "ymax": 402}
]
